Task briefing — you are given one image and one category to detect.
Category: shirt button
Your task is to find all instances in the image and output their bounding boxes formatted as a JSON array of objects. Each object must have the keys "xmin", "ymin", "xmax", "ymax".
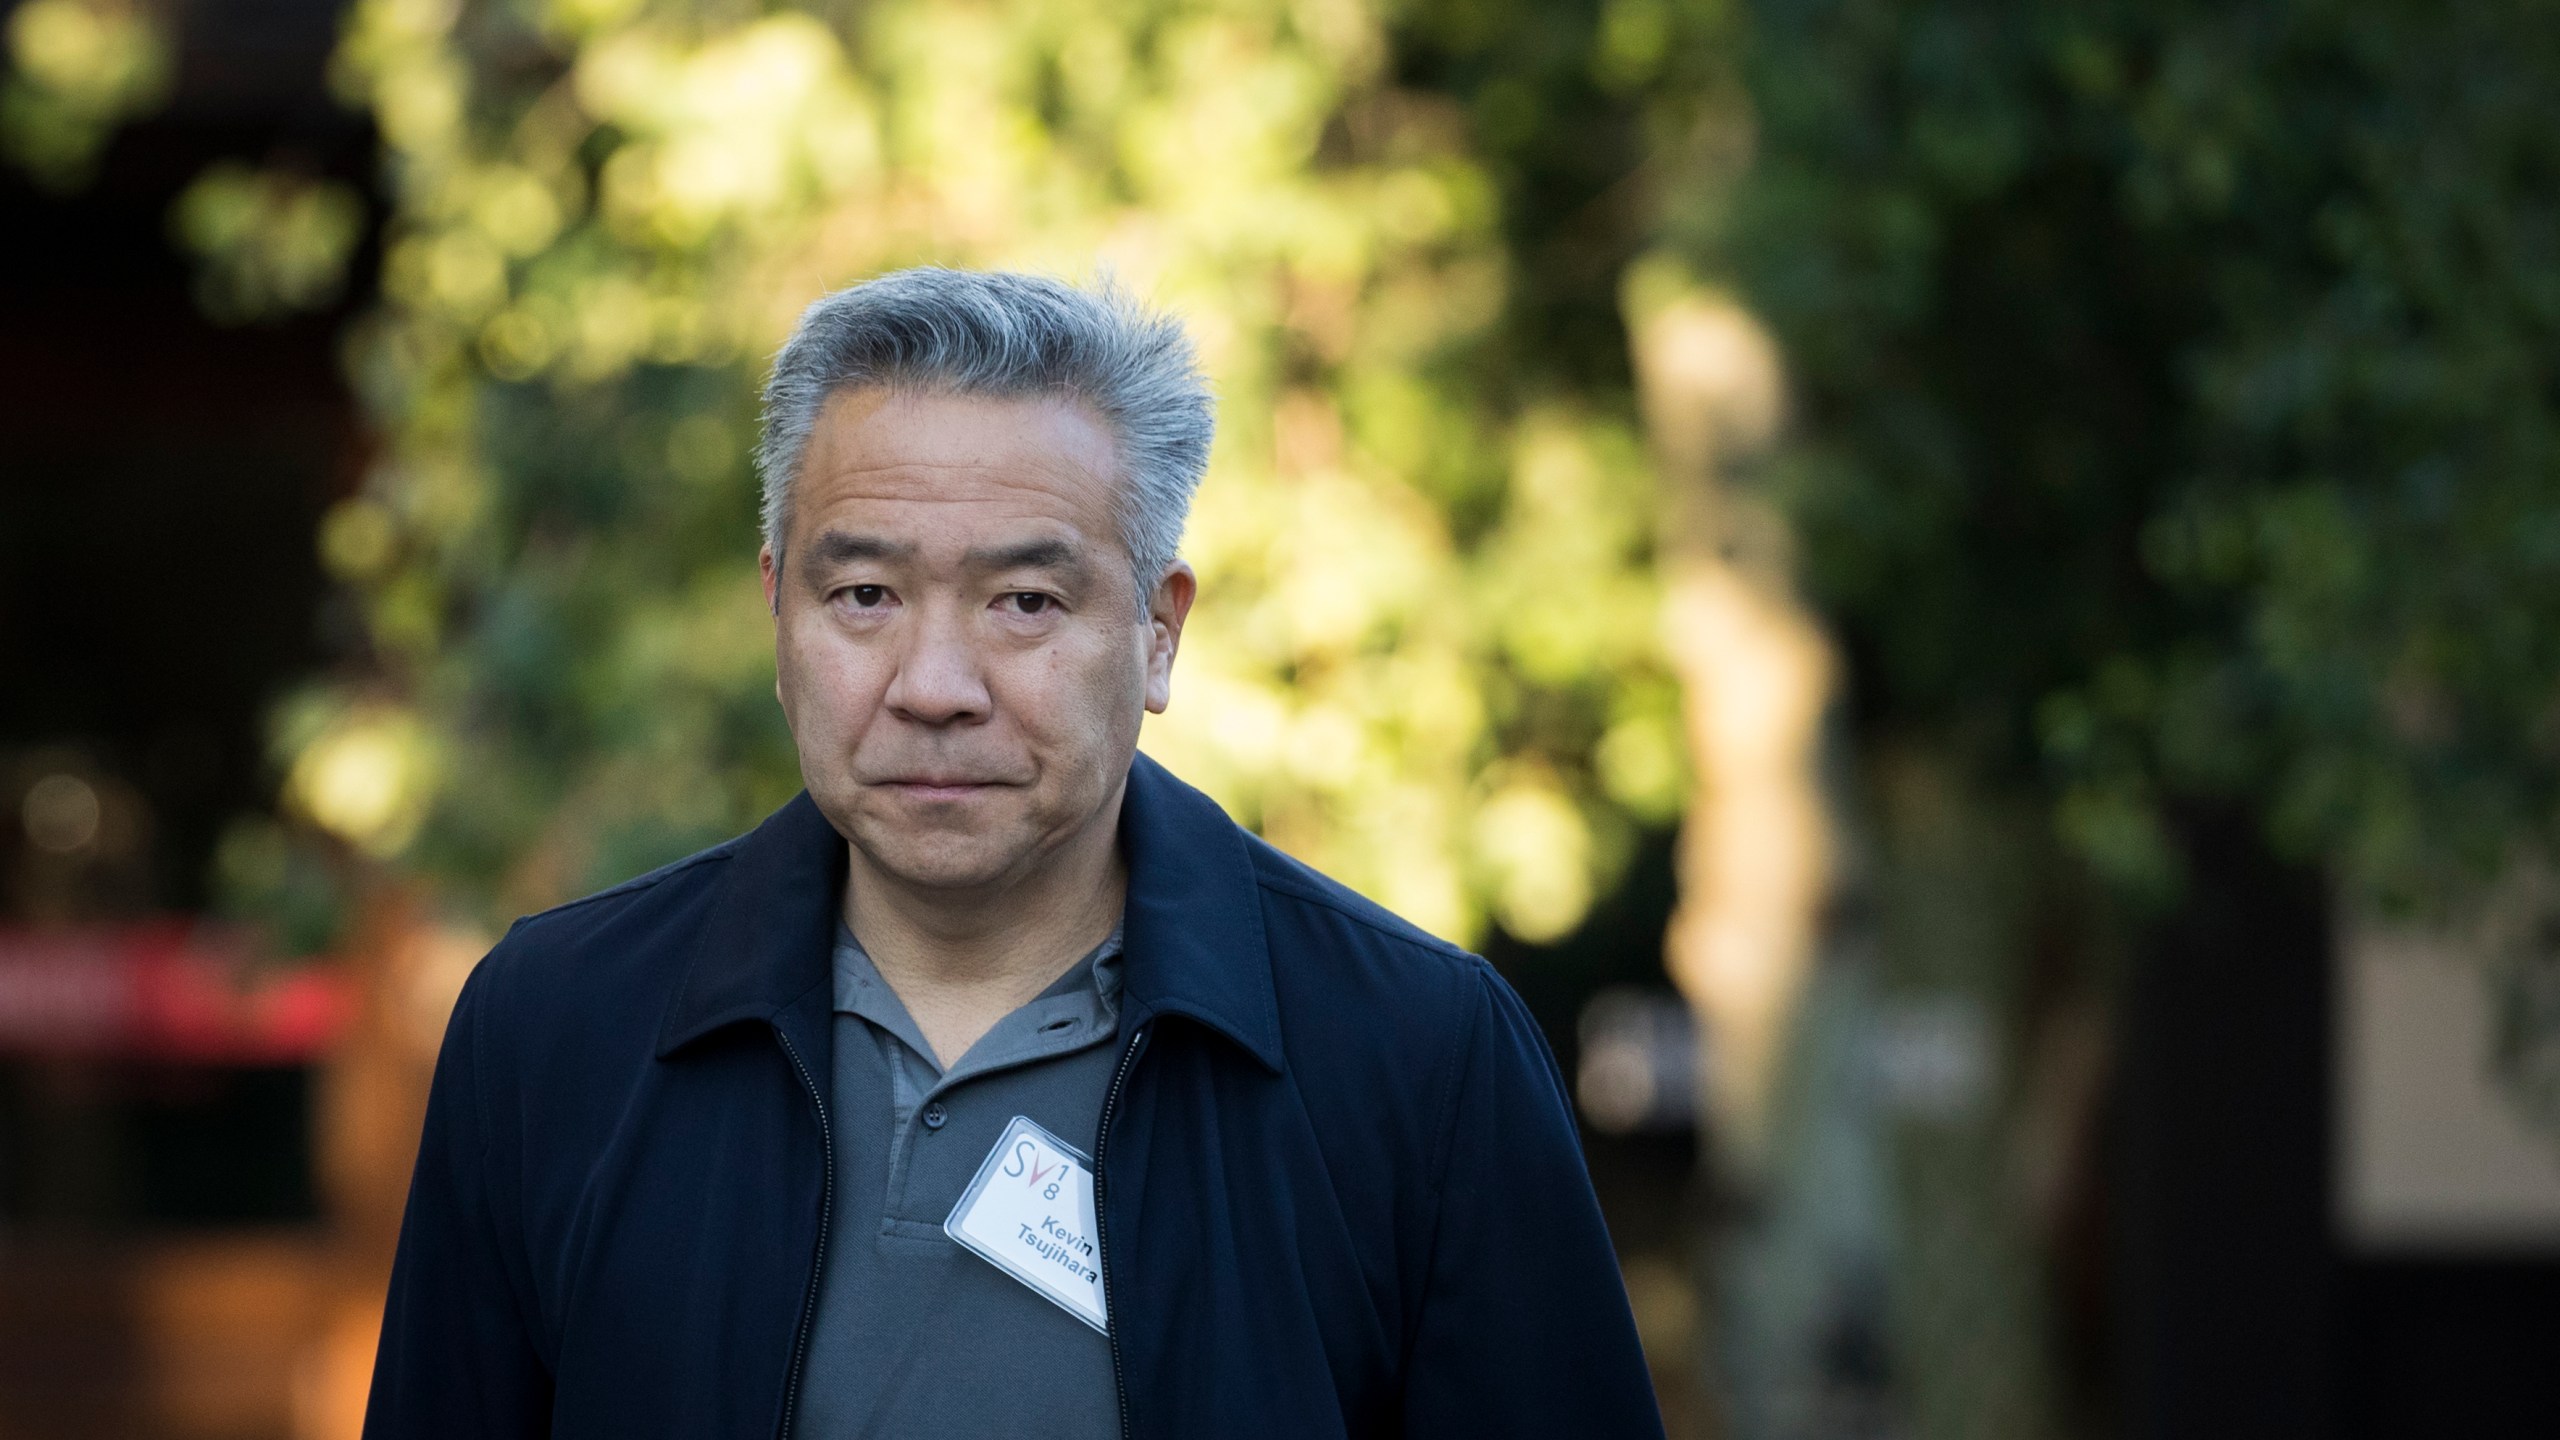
[{"xmin": 921, "ymin": 1103, "xmax": 948, "ymax": 1131}]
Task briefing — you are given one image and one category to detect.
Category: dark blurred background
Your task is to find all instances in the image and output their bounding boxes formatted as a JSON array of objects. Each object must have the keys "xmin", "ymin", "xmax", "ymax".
[{"xmin": 4, "ymin": 0, "xmax": 2558, "ymax": 1437}]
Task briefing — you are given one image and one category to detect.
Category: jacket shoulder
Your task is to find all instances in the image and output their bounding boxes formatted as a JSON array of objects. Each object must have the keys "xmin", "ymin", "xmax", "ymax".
[
  {"xmin": 507, "ymin": 834, "xmax": 744, "ymax": 942},
  {"xmin": 1242, "ymin": 830, "xmax": 1511, "ymax": 1095},
  {"xmin": 1238, "ymin": 832, "xmax": 1556, "ymax": 1249},
  {"xmin": 1243, "ymin": 832, "xmax": 1475, "ymax": 972},
  {"xmin": 465, "ymin": 833, "xmax": 744, "ymax": 1035}
]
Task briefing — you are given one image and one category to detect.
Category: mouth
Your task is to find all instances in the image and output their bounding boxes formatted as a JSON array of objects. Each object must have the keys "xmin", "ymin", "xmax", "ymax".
[{"xmin": 871, "ymin": 778, "xmax": 1013, "ymax": 803}]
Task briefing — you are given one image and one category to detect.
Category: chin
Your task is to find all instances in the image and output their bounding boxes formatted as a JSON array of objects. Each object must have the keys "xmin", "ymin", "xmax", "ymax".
[{"xmin": 850, "ymin": 830, "xmax": 1034, "ymax": 893}]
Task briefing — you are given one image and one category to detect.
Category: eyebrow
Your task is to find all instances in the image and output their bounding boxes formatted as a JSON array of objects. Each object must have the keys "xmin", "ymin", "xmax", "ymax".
[
  {"xmin": 803, "ymin": 531, "xmax": 916, "ymax": 568},
  {"xmin": 798, "ymin": 530, "xmax": 1095, "ymax": 585},
  {"xmin": 962, "ymin": 538, "xmax": 1089, "ymax": 577}
]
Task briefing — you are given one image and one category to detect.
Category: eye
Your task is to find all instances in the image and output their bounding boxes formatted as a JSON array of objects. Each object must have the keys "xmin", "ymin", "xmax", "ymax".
[
  {"xmin": 842, "ymin": 584, "xmax": 890, "ymax": 608},
  {"xmin": 1002, "ymin": 592, "xmax": 1055, "ymax": 616}
]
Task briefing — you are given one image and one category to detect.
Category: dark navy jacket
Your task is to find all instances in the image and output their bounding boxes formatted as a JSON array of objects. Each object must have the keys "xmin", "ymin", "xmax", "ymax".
[{"xmin": 365, "ymin": 754, "xmax": 1665, "ymax": 1439}]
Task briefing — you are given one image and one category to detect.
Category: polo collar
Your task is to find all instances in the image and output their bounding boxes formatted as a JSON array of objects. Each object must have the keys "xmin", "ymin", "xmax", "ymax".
[{"xmin": 655, "ymin": 753, "xmax": 1283, "ymax": 1073}]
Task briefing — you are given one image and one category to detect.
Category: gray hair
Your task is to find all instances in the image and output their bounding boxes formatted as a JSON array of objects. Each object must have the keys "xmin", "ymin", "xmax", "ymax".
[{"xmin": 756, "ymin": 268, "xmax": 1215, "ymax": 601}]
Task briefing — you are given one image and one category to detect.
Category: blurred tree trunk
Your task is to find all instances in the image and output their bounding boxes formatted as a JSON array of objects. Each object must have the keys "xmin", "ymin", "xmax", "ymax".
[{"xmin": 1865, "ymin": 754, "xmax": 2064, "ymax": 1440}]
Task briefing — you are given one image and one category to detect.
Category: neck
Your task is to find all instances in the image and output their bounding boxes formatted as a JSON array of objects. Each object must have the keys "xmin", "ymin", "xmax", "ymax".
[{"xmin": 841, "ymin": 786, "xmax": 1128, "ymax": 1036}]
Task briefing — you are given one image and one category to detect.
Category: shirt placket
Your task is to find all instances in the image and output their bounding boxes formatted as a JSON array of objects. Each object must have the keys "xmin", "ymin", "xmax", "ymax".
[{"xmin": 833, "ymin": 926, "xmax": 1124, "ymax": 1224}]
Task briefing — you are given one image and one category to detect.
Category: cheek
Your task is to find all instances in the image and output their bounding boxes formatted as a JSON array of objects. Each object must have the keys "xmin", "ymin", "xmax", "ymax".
[
  {"xmin": 994, "ymin": 631, "xmax": 1143, "ymax": 735},
  {"xmin": 778, "ymin": 618, "xmax": 887, "ymax": 727}
]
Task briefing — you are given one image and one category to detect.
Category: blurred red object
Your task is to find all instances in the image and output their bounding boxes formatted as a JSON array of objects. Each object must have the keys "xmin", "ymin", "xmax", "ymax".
[{"xmin": 0, "ymin": 923, "xmax": 353, "ymax": 1063}]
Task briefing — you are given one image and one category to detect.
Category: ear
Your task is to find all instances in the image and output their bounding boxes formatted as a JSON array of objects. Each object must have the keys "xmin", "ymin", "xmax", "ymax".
[
  {"xmin": 761, "ymin": 545, "xmax": 788, "ymax": 711},
  {"xmin": 1143, "ymin": 561, "xmax": 1197, "ymax": 715}
]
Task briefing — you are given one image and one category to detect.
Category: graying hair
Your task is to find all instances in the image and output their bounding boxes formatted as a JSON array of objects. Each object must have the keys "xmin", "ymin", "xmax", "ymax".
[{"xmin": 756, "ymin": 268, "xmax": 1215, "ymax": 602}]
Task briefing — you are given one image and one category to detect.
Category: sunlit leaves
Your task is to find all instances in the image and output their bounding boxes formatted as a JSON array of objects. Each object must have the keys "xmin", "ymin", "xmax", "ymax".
[
  {"xmin": 170, "ymin": 163, "xmax": 370, "ymax": 322},
  {"xmin": 0, "ymin": 0, "xmax": 170, "ymax": 186},
  {"xmin": 581, "ymin": 17, "xmax": 879, "ymax": 246},
  {"xmin": 293, "ymin": 0, "xmax": 1675, "ymax": 941}
]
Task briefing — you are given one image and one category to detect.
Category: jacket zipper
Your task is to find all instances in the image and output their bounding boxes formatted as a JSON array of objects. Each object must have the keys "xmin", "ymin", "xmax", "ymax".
[
  {"xmin": 1092, "ymin": 1020, "xmax": 1153, "ymax": 1440},
  {"xmin": 772, "ymin": 1026, "xmax": 833, "ymax": 1440}
]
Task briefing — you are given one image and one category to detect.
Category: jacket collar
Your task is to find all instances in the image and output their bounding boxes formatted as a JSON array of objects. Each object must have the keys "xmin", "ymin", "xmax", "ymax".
[
  {"xmin": 1113, "ymin": 752, "xmax": 1282, "ymax": 1070},
  {"xmin": 655, "ymin": 753, "xmax": 1282, "ymax": 1072}
]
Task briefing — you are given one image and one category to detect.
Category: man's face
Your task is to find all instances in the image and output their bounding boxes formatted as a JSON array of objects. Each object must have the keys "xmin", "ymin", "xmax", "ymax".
[{"xmin": 762, "ymin": 387, "xmax": 1194, "ymax": 894}]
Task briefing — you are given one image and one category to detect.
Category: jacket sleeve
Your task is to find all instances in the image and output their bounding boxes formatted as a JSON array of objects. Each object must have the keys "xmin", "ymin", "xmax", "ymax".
[
  {"xmin": 364, "ymin": 957, "xmax": 554, "ymax": 1438},
  {"xmin": 1399, "ymin": 962, "xmax": 1667, "ymax": 1438}
]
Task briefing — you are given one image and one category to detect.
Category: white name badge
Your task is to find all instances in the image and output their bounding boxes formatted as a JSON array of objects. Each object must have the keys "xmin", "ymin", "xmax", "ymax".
[{"xmin": 945, "ymin": 1115, "xmax": 1109, "ymax": 1334}]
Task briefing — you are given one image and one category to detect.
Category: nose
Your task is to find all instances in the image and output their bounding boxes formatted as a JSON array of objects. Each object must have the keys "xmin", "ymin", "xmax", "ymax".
[{"xmin": 880, "ymin": 600, "xmax": 991, "ymax": 727}]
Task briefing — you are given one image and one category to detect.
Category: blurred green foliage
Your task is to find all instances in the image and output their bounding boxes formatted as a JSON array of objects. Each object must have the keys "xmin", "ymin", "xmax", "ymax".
[
  {"xmin": 273, "ymin": 0, "xmax": 1689, "ymax": 944},
  {"xmin": 1660, "ymin": 4, "xmax": 2560, "ymax": 1434},
  {"xmin": 1672, "ymin": 0, "xmax": 2560, "ymax": 912},
  {"xmin": 170, "ymin": 162, "xmax": 370, "ymax": 322},
  {"xmin": 0, "ymin": 0, "xmax": 171, "ymax": 186}
]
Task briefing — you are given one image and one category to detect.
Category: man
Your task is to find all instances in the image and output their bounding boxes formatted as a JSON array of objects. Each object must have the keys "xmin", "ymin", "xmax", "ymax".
[{"xmin": 365, "ymin": 269, "xmax": 1665, "ymax": 1439}]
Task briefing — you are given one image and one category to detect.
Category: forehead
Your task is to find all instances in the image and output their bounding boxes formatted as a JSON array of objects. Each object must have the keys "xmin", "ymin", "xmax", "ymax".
[{"xmin": 792, "ymin": 387, "xmax": 1122, "ymax": 552}]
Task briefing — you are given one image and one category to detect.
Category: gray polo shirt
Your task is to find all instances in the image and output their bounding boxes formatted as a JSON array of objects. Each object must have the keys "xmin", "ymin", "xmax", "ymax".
[{"xmin": 790, "ymin": 922, "xmax": 1125, "ymax": 1439}]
